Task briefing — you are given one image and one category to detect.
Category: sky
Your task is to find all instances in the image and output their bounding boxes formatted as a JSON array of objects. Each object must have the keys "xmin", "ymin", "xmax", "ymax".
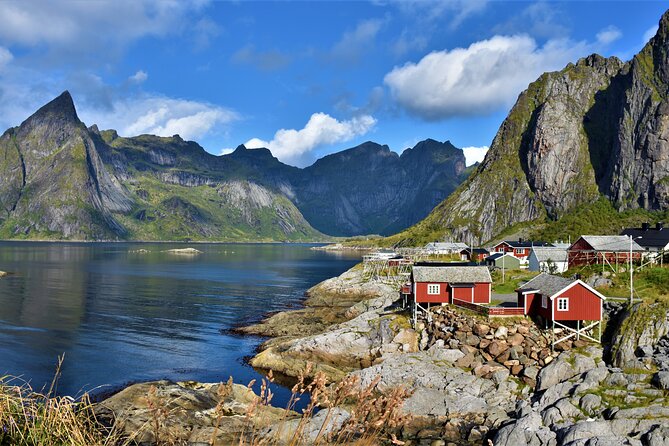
[{"xmin": 0, "ymin": 1, "xmax": 666, "ymax": 167}]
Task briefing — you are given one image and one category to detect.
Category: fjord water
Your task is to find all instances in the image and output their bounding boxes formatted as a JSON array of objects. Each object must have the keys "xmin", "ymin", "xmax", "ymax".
[{"xmin": 0, "ymin": 242, "xmax": 359, "ymax": 405}]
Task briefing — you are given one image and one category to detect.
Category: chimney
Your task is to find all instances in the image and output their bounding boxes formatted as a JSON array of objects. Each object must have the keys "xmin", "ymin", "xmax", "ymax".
[
  {"xmin": 657, "ymin": 222, "xmax": 665, "ymax": 230},
  {"xmin": 642, "ymin": 222, "xmax": 650, "ymax": 231},
  {"xmin": 518, "ymin": 238, "xmax": 523, "ymax": 243}
]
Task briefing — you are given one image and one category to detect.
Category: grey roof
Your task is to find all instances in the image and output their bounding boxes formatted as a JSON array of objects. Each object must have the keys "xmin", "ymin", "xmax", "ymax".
[
  {"xmin": 621, "ymin": 227, "xmax": 669, "ymax": 250},
  {"xmin": 575, "ymin": 236, "xmax": 644, "ymax": 252},
  {"xmin": 425, "ymin": 242, "xmax": 469, "ymax": 251},
  {"xmin": 485, "ymin": 253, "xmax": 519, "ymax": 262},
  {"xmin": 517, "ymin": 273, "xmax": 573, "ymax": 297},
  {"xmin": 412, "ymin": 266, "xmax": 492, "ymax": 283},
  {"xmin": 531, "ymin": 247, "xmax": 568, "ymax": 263}
]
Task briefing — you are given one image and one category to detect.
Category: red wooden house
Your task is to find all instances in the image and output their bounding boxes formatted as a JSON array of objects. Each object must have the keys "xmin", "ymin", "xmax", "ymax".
[
  {"xmin": 516, "ymin": 273, "xmax": 606, "ymax": 346},
  {"xmin": 492, "ymin": 239, "xmax": 553, "ymax": 263},
  {"xmin": 459, "ymin": 248, "xmax": 490, "ymax": 262},
  {"xmin": 411, "ymin": 266, "xmax": 492, "ymax": 305},
  {"xmin": 568, "ymin": 236, "xmax": 644, "ymax": 268}
]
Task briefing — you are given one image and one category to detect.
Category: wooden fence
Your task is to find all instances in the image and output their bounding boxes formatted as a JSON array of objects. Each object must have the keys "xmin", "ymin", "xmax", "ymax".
[{"xmin": 451, "ymin": 299, "xmax": 525, "ymax": 318}]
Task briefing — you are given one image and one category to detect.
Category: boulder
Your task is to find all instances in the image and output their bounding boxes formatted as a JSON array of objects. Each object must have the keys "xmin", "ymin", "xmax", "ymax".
[
  {"xmin": 536, "ymin": 351, "xmax": 596, "ymax": 391},
  {"xmin": 651, "ymin": 371, "xmax": 669, "ymax": 390},
  {"xmin": 494, "ymin": 326, "xmax": 509, "ymax": 339}
]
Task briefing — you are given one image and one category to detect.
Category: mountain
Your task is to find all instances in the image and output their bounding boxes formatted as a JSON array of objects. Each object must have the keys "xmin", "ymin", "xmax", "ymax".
[
  {"xmin": 0, "ymin": 93, "xmax": 466, "ymax": 241},
  {"xmin": 391, "ymin": 10, "xmax": 669, "ymax": 246}
]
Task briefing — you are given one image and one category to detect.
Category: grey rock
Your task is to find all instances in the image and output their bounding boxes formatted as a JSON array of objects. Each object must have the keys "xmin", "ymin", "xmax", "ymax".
[
  {"xmin": 493, "ymin": 413, "xmax": 557, "ymax": 446},
  {"xmin": 536, "ymin": 351, "xmax": 596, "ymax": 391},
  {"xmin": 579, "ymin": 393, "xmax": 602, "ymax": 416},
  {"xmin": 652, "ymin": 371, "xmax": 669, "ymax": 390}
]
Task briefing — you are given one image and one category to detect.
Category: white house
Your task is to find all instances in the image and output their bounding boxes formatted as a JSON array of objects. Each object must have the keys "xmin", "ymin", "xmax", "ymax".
[
  {"xmin": 528, "ymin": 247, "xmax": 569, "ymax": 273},
  {"xmin": 424, "ymin": 242, "xmax": 468, "ymax": 255}
]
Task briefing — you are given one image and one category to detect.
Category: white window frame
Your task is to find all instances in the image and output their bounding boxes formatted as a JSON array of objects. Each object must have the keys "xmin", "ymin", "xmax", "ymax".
[
  {"xmin": 427, "ymin": 284, "xmax": 440, "ymax": 295},
  {"xmin": 557, "ymin": 297, "xmax": 569, "ymax": 312},
  {"xmin": 541, "ymin": 294, "xmax": 547, "ymax": 308},
  {"xmin": 515, "ymin": 248, "xmax": 524, "ymax": 255}
]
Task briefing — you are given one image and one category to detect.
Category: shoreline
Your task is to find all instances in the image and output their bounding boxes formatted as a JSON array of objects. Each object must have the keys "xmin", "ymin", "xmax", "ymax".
[{"xmin": 0, "ymin": 239, "xmax": 337, "ymax": 245}]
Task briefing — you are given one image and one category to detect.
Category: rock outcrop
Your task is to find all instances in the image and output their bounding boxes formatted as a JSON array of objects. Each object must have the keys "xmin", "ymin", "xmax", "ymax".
[{"xmin": 394, "ymin": 10, "xmax": 669, "ymax": 244}]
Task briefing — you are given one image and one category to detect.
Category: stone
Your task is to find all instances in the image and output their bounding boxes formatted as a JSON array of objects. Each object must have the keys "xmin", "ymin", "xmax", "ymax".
[
  {"xmin": 536, "ymin": 351, "xmax": 596, "ymax": 391},
  {"xmin": 479, "ymin": 338, "xmax": 491, "ymax": 349},
  {"xmin": 579, "ymin": 393, "xmax": 602, "ymax": 416},
  {"xmin": 508, "ymin": 333, "xmax": 525, "ymax": 346},
  {"xmin": 488, "ymin": 340, "xmax": 508, "ymax": 357},
  {"xmin": 473, "ymin": 323, "xmax": 490, "ymax": 336},
  {"xmin": 494, "ymin": 326, "xmax": 508, "ymax": 339},
  {"xmin": 652, "ymin": 371, "xmax": 669, "ymax": 390},
  {"xmin": 523, "ymin": 366, "xmax": 539, "ymax": 381}
]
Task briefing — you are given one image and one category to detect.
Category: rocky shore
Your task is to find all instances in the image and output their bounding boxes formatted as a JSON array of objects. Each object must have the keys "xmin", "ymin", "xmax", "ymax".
[{"xmin": 98, "ymin": 265, "xmax": 669, "ymax": 445}]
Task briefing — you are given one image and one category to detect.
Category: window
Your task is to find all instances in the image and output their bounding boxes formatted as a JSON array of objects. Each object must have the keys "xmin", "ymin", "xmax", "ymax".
[
  {"xmin": 541, "ymin": 294, "xmax": 547, "ymax": 308},
  {"xmin": 557, "ymin": 298, "xmax": 569, "ymax": 311},
  {"xmin": 427, "ymin": 284, "xmax": 440, "ymax": 295},
  {"xmin": 497, "ymin": 247, "xmax": 504, "ymax": 252},
  {"xmin": 515, "ymin": 248, "xmax": 524, "ymax": 255}
]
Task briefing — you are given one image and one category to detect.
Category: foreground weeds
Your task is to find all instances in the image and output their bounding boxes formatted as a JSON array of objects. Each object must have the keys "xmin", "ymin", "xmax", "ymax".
[{"xmin": 0, "ymin": 361, "xmax": 410, "ymax": 446}]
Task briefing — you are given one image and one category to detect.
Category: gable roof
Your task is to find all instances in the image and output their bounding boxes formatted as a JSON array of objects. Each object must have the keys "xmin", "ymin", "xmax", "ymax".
[
  {"xmin": 425, "ymin": 242, "xmax": 469, "ymax": 250},
  {"xmin": 572, "ymin": 235, "xmax": 644, "ymax": 252},
  {"xmin": 517, "ymin": 273, "xmax": 606, "ymax": 300},
  {"xmin": 516, "ymin": 273, "xmax": 573, "ymax": 297},
  {"xmin": 496, "ymin": 240, "xmax": 553, "ymax": 249},
  {"xmin": 412, "ymin": 266, "xmax": 492, "ymax": 283},
  {"xmin": 486, "ymin": 252, "xmax": 519, "ymax": 261},
  {"xmin": 531, "ymin": 247, "xmax": 568, "ymax": 263},
  {"xmin": 621, "ymin": 227, "xmax": 669, "ymax": 250},
  {"xmin": 460, "ymin": 248, "xmax": 490, "ymax": 255}
]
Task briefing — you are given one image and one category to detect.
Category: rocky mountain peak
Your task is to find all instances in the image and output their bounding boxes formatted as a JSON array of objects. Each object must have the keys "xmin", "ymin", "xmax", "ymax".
[{"xmin": 24, "ymin": 90, "xmax": 79, "ymax": 127}]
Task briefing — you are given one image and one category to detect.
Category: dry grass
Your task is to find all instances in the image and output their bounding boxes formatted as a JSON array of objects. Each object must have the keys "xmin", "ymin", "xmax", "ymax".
[{"xmin": 0, "ymin": 360, "xmax": 411, "ymax": 446}]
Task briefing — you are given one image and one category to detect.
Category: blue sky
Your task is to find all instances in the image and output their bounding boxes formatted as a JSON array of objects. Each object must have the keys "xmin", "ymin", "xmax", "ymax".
[{"xmin": 0, "ymin": 1, "xmax": 666, "ymax": 167}]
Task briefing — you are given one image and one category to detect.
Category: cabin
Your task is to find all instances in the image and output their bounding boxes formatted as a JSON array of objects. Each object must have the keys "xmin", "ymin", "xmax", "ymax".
[
  {"xmin": 516, "ymin": 273, "xmax": 606, "ymax": 346},
  {"xmin": 411, "ymin": 265, "xmax": 492, "ymax": 305},
  {"xmin": 528, "ymin": 247, "xmax": 569, "ymax": 273},
  {"xmin": 484, "ymin": 252, "xmax": 521, "ymax": 270},
  {"xmin": 621, "ymin": 222, "xmax": 669, "ymax": 255},
  {"xmin": 491, "ymin": 240, "xmax": 553, "ymax": 266},
  {"xmin": 460, "ymin": 248, "xmax": 490, "ymax": 262},
  {"xmin": 424, "ymin": 242, "xmax": 469, "ymax": 255},
  {"xmin": 568, "ymin": 236, "xmax": 644, "ymax": 268}
]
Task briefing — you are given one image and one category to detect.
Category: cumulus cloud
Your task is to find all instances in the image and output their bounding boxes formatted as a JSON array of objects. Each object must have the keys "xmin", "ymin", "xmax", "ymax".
[
  {"xmin": 232, "ymin": 44, "xmax": 291, "ymax": 71},
  {"xmin": 88, "ymin": 95, "xmax": 239, "ymax": 141},
  {"xmin": 129, "ymin": 70, "xmax": 148, "ymax": 83},
  {"xmin": 596, "ymin": 26, "xmax": 622, "ymax": 45},
  {"xmin": 388, "ymin": 0, "xmax": 487, "ymax": 29},
  {"xmin": 331, "ymin": 18, "xmax": 386, "ymax": 62},
  {"xmin": 244, "ymin": 113, "xmax": 376, "ymax": 164},
  {"xmin": 384, "ymin": 34, "xmax": 598, "ymax": 120},
  {"xmin": 461, "ymin": 146, "xmax": 489, "ymax": 166}
]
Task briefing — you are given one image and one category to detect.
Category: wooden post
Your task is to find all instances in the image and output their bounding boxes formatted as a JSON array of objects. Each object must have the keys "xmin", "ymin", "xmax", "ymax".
[
  {"xmin": 577, "ymin": 320, "xmax": 580, "ymax": 341},
  {"xmin": 551, "ymin": 320, "xmax": 555, "ymax": 352}
]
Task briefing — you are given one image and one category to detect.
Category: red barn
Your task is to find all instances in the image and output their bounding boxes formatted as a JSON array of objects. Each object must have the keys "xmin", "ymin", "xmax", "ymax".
[
  {"xmin": 568, "ymin": 235, "xmax": 644, "ymax": 268},
  {"xmin": 411, "ymin": 266, "xmax": 492, "ymax": 305},
  {"xmin": 516, "ymin": 273, "xmax": 606, "ymax": 346}
]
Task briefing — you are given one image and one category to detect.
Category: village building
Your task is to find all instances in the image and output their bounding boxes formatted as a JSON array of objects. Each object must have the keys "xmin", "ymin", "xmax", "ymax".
[
  {"xmin": 424, "ymin": 242, "xmax": 469, "ymax": 255},
  {"xmin": 528, "ymin": 247, "xmax": 569, "ymax": 273},
  {"xmin": 484, "ymin": 252, "xmax": 521, "ymax": 270},
  {"xmin": 411, "ymin": 265, "xmax": 492, "ymax": 305},
  {"xmin": 459, "ymin": 247, "xmax": 490, "ymax": 262},
  {"xmin": 516, "ymin": 273, "xmax": 606, "ymax": 347},
  {"xmin": 491, "ymin": 239, "xmax": 553, "ymax": 266},
  {"xmin": 621, "ymin": 222, "xmax": 669, "ymax": 254},
  {"xmin": 567, "ymin": 235, "xmax": 645, "ymax": 268}
]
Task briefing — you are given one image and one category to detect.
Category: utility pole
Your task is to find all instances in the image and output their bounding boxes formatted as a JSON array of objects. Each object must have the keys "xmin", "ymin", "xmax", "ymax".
[{"xmin": 630, "ymin": 235, "xmax": 642, "ymax": 306}]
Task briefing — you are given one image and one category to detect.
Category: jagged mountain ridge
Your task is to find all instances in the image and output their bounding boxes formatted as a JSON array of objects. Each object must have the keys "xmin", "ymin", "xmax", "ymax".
[
  {"xmin": 392, "ymin": 10, "xmax": 669, "ymax": 246},
  {"xmin": 0, "ymin": 92, "xmax": 467, "ymax": 240}
]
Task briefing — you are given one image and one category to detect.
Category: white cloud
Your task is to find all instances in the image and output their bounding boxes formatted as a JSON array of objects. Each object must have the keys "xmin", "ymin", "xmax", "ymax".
[
  {"xmin": 0, "ymin": 1, "xmax": 207, "ymax": 58},
  {"xmin": 384, "ymin": 34, "xmax": 597, "ymax": 120},
  {"xmin": 232, "ymin": 45, "xmax": 291, "ymax": 71},
  {"xmin": 219, "ymin": 147, "xmax": 236, "ymax": 156},
  {"xmin": 644, "ymin": 25, "xmax": 659, "ymax": 43},
  {"xmin": 245, "ymin": 113, "xmax": 377, "ymax": 164},
  {"xmin": 129, "ymin": 70, "xmax": 148, "ymax": 83},
  {"xmin": 331, "ymin": 18, "xmax": 386, "ymax": 62},
  {"xmin": 0, "ymin": 46, "xmax": 12, "ymax": 70},
  {"xmin": 91, "ymin": 95, "xmax": 239, "ymax": 141},
  {"xmin": 596, "ymin": 26, "xmax": 622, "ymax": 45},
  {"xmin": 389, "ymin": 0, "xmax": 487, "ymax": 29},
  {"xmin": 461, "ymin": 146, "xmax": 489, "ymax": 166}
]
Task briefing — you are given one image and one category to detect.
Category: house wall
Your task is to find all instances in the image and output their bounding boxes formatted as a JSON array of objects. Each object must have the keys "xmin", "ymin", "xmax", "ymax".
[
  {"xmin": 415, "ymin": 281, "xmax": 450, "ymax": 304},
  {"xmin": 552, "ymin": 282, "xmax": 602, "ymax": 321},
  {"xmin": 521, "ymin": 292, "xmax": 551, "ymax": 319},
  {"xmin": 494, "ymin": 256, "xmax": 520, "ymax": 269},
  {"xmin": 452, "ymin": 286, "xmax": 474, "ymax": 303},
  {"xmin": 473, "ymin": 282, "xmax": 491, "ymax": 304}
]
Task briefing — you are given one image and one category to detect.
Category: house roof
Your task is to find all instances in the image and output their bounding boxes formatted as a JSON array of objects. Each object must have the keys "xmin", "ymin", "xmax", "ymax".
[
  {"xmin": 460, "ymin": 248, "xmax": 490, "ymax": 255},
  {"xmin": 412, "ymin": 266, "xmax": 492, "ymax": 283},
  {"xmin": 620, "ymin": 227, "xmax": 669, "ymax": 250},
  {"xmin": 496, "ymin": 240, "xmax": 553, "ymax": 248},
  {"xmin": 486, "ymin": 252, "xmax": 519, "ymax": 262},
  {"xmin": 425, "ymin": 242, "xmax": 469, "ymax": 250},
  {"xmin": 516, "ymin": 273, "xmax": 573, "ymax": 297},
  {"xmin": 531, "ymin": 247, "xmax": 568, "ymax": 263},
  {"xmin": 573, "ymin": 235, "xmax": 644, "ymax": 252}
]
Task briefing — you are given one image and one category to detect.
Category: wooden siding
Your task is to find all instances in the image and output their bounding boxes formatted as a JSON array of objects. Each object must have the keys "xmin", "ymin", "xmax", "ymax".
[
  {"xmin": 520, "ymin": 292, "xmax": 551, "ymax": 320},
  {"xmin": 568, "ymin": 237, "xmax": 642, "ymax": 267},
  {"xmin": 415, "ymin": 282, "xmax": 450, "ymax": 303},
  {"xmin": 552, "ymin": 282, "xmax": 602, "ymax": 321},
  {"xmin": 452, "ymin": 286, "xmax": 474, "ymax": 303},
  {"xmin": 473, "ymin": 282, "xmax": 491, "ymax": 304}
]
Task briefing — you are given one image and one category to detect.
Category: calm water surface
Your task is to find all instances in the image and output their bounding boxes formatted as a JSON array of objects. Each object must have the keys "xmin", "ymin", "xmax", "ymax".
[{"xmin": 0, "ymin": 242, "xmax": 360, "ymax": 406}]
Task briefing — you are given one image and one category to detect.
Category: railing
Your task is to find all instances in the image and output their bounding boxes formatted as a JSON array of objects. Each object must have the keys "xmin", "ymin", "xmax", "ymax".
[{"xmin": 451, "ymin": 298, "xmax": 525, "ymax": 317}]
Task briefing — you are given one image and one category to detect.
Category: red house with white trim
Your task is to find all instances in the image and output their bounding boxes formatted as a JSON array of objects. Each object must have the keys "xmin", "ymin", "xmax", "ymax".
[
  {"xmin": 411, "ymin": 266, "xmax": 492, "ymax": 305},
  {"xmin": 516, "ymin": 273, "xmax": 605, "ymax": 323},
  {"xmin": 492, "ymin": 240, "xmax": 553, "ymax": 263}
]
